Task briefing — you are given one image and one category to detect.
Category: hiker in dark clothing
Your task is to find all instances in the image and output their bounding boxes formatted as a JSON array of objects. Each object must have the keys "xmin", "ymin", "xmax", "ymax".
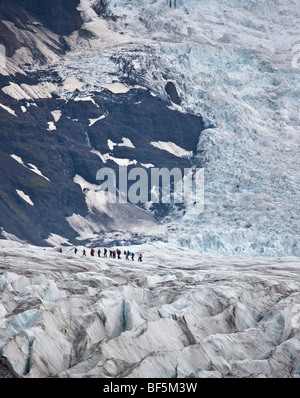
[
  {"xmin": 104, "ymin": 248, "xmax": 107, "ymax": 257},
  {"xmin": 74, "ymin": 248, "xmax": 78, "ymax": 254},
  {"xmin": 98, "ymin": 249, "xmax": 101, "ymax": 257},
  {"xmin": 131, "ymin": 252, "xmax": 134, "ymax": 261},
  {"xmin": 83, "ymin": 249, "xmax": 86, "ymax": 256}
]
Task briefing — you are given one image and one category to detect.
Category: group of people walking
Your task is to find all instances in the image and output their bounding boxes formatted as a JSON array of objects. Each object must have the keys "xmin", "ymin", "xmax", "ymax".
[{"xmin": 71, "ymin": 247, "xmax": 143, "ymax": 262}]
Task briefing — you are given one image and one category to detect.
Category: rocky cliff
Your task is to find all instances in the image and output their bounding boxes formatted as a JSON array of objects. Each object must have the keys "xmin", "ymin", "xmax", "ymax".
[{"xmin": 0, "ymin": 0, "xmax": 204, "ymax": 247}]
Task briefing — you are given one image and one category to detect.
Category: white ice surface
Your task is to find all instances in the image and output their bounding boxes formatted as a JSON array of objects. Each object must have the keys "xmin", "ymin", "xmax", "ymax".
[
  {"xmin": 105, "ymin": 82, "xmax": 130, "ymax": 94},
  {"xmin": 0, "ymin": 240, "xmax": 299, "ymax": 378}
]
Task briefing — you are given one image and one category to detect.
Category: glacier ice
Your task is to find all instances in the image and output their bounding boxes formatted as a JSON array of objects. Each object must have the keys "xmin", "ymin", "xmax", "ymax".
[
  {"xmin": 0, "ymin": 240, "xmax": 299, "ymax": 378},
  {"xmin": 0, "ymin": 0, "xmax": 299, "ymax": 381},
  {"xmin": 49, "ymin": 0, "xmax": 300, "ymax": 256}
]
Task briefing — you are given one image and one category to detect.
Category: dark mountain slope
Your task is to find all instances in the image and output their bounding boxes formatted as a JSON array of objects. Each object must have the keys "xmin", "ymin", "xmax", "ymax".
[{"xmin": 0, "ymin": 0, "xmax": 204, "ymax": 245}]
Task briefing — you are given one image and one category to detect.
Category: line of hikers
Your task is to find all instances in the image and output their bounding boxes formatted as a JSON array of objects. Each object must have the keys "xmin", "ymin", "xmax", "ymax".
[{"xmin": 72, "ymin": 247, "xmax": 143, "ymax": 262}]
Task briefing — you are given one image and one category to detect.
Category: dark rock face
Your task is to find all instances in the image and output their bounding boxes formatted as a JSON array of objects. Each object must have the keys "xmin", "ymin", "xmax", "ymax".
[
  {"xmin": 89, "ymin": 89, "xmax": 201, "ymax": 170},
  {"xmin": 9, "ymin": 0, "xmax": 82, "ymax": 35},
  {"xmin": 92, "ymin": 0, "xmax": 109, "ymax": 17},
  {"xmin": 0, "ymin": 94, "xmax": 88, "ymax": 245},
  {"xmin": 0, "ymin": 0, "xmax": 82, "ymax": 57},
  {"xmin": 0, "ymin": 0, "xmax": 205, "ymax": 246},
  {"xmin": 0, "ymin": 71, "xmax": 204, "ymax": 245},
  {"xmin": 0, "ymin": 3, "xmax": 28, "ymax": 57},
  {"xmin": 0, "ymin": 357, "xmax": 15, "ymax": 378},
  {"xmin": 165, "ymin": 81, "xmax": 181, "ymax": 105}
]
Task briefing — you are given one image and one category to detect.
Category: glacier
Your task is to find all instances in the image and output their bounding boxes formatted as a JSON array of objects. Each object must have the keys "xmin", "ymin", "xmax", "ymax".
[
  {"xmin": 0, "ymin": 240, "xmax": 300, "ymax": 378},
  {"xmin": 0, "ymin": 0, "xmax": 300, "ymax": 380},
  {"xmin": 0, "ymin": 0, "xmax": 298, "ymax": 256},
  {"xmin": 45, "ymin": 0, "xmax": 300, "ymax": 257}
]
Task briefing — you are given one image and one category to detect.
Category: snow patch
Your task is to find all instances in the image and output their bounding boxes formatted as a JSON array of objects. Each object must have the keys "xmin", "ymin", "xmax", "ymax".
[
  {"xmin": 60, "ymin": 77, "xmax": 86, "ymax": 94},
  {"xmin": 89, "ymin": 114, "xmax": 106, "ymax": 126},
  {"xmin": 74, "ymin": 96, "xmax": 98, "ymax": 107},
  {"xmin": 105, "ymin": 82, "xmax": 130, "ymax": 94},
  {"xmin": 2, "ymin": 82, "xmax": 57, "ymax": 101},
  {"xmin": 51, "ymin": 110, "xmax": 62, "ymax": 123},
  {"xmin": 90, "ymin": 150, "xmax": 137, "ymax": 166},
  {"xmin": 0, "ymin": 228, "xmax": 27, "ymax": 244},
  {"xmin": 10, "ymin": 154, "xmax": 50, "ymax": 182},
  {"xmin": 107, "ymin": 137, "xmax": 136, "ymax": 150},
  {"xmin": 45, "ymin": 234, "xmax": 71, "ymax": 247},
  {"xmin": 16, "ymin": 190, "xmax": 34, "ymax": 206},
  {"xmin": 107, "ymin": 139, "xmax": 116, "ymax": 151},
  {"xmin": 47, "ymin": 121, "xmax": 56, "ymax": 131},
  {"xmin": 0, "ymin": 103, "xmax": 17, "ymax": 117},
  {"xmin": 27, "ymin": 164, "xmax": 50, "ymax": 182},
  {"xmin": 141, "ymin": 162, "xmax": 155, "ymax": 168},
  {"xmin": 150, "ymin": 141, "xmax": 193, "ymax": 158},
  {"xmin": 119, "ymin": 137, "xmax": 135, "ymax": 149}
]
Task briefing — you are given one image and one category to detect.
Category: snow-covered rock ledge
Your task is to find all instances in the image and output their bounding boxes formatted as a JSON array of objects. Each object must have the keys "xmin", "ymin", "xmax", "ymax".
[{"xmin": 0, "ymin": 240, "xmax": 299, "ymax": 378}]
